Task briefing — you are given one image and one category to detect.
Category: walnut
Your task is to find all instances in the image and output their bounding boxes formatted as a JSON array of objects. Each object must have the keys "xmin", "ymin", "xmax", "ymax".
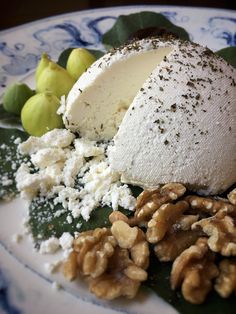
[
  {"xmin": 63, "ymin": 251, "xmax": 78, "ymax": 281},
  {"xmin": 73, "ymin": 227, "xmax": 117, "ymax": 278},
  {"xmin": 146, "ymin": 200, "xmax": 189, "ymax": 243},
  {"xmin": 63, "ymin": 219, "xmax": 149, "ymax": 300},
  {"xmin": 171, "ymin": 238, "xmax": 219, "ymax": 304},
  {"xmin": 89, "ymin": 247, "xmax": 147, "ymax": 299},
  {"xmin": 185, "ymin": 195, "xmax": 236, "ymax": 216},
  {"xmin": 109, "ymin": 211, "xmax": 129, "ymax": 224},
  {"xmin": 228, "ymin": 188, "xmax": 236, "ymax": 205},
  {"xmin": 154, "ymin": 230, "xmax": 202, "ymax": 261},
  {"xmin": 111, "ymin": 220, "xmax": 145, "ymax": 249},
  {"xmin": 134, "ymin": 183, "xmax": 186, "ymax": 222},
  {"xmin": 192, "ymin": 212, "xmax": 236, "ymax": 256},
  {"xmin": 215, "ymin": 259, "xmax": 236, "ymax": 298},
  {"xmin": 172, "ymin": 214, "xmax": 199, "ymax": 232}
]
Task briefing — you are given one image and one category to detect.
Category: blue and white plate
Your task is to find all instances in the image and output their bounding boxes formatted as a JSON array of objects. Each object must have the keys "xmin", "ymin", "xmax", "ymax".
[{"xmin": 0, "ymin": 5, "xmax": 235, "ymax": 314}]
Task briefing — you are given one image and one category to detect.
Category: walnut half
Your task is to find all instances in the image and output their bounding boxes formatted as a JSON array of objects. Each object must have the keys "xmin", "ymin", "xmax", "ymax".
[
  {"xmin": 171, "ymin": 238, "xmax": 219, "ymax": 304},
  {"xmin": 215, "ymin": 259, "xmax": 236, "ymax": 298},
  {"xmin": 192, "ymin": 212, "xmax": 236, "ymax": 256}
]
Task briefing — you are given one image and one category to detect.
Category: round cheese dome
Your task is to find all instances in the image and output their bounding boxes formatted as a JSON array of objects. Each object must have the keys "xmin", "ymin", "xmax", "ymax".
[{"xmin": 64, "ymin": 38, "xmax": 236, "ymax": 195}]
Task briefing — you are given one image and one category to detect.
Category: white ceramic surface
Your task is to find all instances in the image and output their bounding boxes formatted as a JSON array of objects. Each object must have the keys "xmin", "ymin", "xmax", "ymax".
[{"xmin": 0, "ymin": 5, "xmax": 236, "ymax": 314}]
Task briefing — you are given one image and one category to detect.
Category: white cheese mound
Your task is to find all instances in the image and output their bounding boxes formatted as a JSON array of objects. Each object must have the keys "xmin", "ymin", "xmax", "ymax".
[
  {"xmin": 16, "ymin": 129, "xmax": 135, "ymax": 220},
  {"xmin": 64, "ymin": 38, "xmax": 236, "ymax": 195}
]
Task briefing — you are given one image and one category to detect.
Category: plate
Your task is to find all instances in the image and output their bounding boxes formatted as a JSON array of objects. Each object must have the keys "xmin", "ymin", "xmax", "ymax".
[{"xmin": 0, "ymin": 5, "xmax": 235, "ymax": 314}]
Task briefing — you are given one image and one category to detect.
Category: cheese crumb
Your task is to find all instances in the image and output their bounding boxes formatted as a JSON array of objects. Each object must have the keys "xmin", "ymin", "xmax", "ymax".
[
  {"xmin": 59, "ymin": 232, "xmax": 74, "ymax": 250},
  {"xmin": 39, "ymin": 237, "xmax": 60, "ymax": 254}
]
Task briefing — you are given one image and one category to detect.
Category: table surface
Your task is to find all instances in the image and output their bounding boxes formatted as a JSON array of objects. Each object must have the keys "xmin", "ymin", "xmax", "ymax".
[{"xmin": 1, "ymin": 0, "xmax": 235, "ymax": 30}]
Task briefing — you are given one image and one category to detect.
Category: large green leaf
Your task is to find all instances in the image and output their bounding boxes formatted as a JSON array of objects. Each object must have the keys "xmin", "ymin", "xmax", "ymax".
[
  {"xmin": 0, "ymin": 127, "xmax": 28, "ymax": 200},
  {"xmin": 216, "ymin": 46, "xmax": 236, "ymax": 68},
  {"xmin": 57, "ymin": 48, "xmax": 105, "ymax": 69},
  {"xmin": 28, "ymin": 195, "xmax": 133, "ymax": 241},
  {"xmin": 144, "ymin": 251, "xmax": 236, "ymax": 314},
  {"xmin": 102, "ymin": 11, "xmax": 190, "ymax": 48}
]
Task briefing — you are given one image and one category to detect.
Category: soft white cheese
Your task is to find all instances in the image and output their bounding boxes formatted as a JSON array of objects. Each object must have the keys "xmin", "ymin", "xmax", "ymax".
[
  {"xmin": 64, "ymin": 41, "xmax": 172, "ymax": 140},
  {"xmin": 63, "ymin": 38, "xmax": 236, "ymax": 195}
]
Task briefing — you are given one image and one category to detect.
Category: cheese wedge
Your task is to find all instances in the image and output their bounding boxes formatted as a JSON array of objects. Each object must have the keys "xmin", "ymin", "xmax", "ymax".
[
  {"xmin": 64, "ymin": 38, "xmax": 236, "ymax": 194},
  {"xmin": 64, "ymin": 40, "xmax": 172, "ymax": 139}
]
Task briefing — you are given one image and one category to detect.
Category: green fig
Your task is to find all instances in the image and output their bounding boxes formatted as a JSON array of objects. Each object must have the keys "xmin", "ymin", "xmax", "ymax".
[
  {"xmin": 66, "ymin": 48, "xmax": 96, "ymax": 80},
  {"xmin": 3, "ymin": 82, "xmax": 35, "ymax": 115},
  {"xmin": 35, "ymin": 52, "xmax": 51, "ymax": 82},
  {"xmin": 36, "ymin": 61, "xmax": 75, "ymax": 98},
  {"xmin": 21, "ymin": 92, "xmax": 63, "ymax": 136}
]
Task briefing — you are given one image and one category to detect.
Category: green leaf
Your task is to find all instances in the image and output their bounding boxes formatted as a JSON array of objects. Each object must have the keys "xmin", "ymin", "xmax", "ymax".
[
  {"xmin": 0, "ymin": 104, "xmax": 22, "ymax": 128},
  {"xmin": 57, "ymin": 48, "xmax": 105, "ymax": 69},
  {"xmin": 144, "ymin": 251, "xmax": 236, "ymax": 314},
  {"xmin": 216, "ymin": 46, "xmax": 236, "ymax": 68},
  {"xmin": 0, "ymin": 127, "xmax": 28, "ymax": 200},
  {"xmin": 102, "ymin": 11, "xmax": 190, "ymax": 48},
  {"xmin": 28, "ymin": 195, "xmax": 133, "ymax": 241}
]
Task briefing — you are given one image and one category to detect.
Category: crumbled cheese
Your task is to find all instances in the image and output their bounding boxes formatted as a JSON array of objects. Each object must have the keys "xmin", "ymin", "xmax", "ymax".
[
  {"xmin": 102, "ymin": 183, "xmax": 136, "ymax": 211},
  {"xmin": 82, "ymin": 161, "xmax": 120, "ymax": 201},
  {"xmin": 13, "ymin": 137, "xmax": 21, "ymax": 145},
  {"xmin": 31, "ymin": 148, "xmax": 67, "ymax": 169},
  {"xmin": 16, "ymin": 129, "xmax": 136, "ymax": 222},
  {"xmin": 39, "ymin": 237, "xmax": 60, "ymax": 254},
  {"xmin": 74, "ymin": 138, "xmax": 105, "ymax": 157},
  {"xmin": 66, "ymin": 215, "xmax": 73, "ymax": 224},
  {"xmin": 63, "ymin": 151, "xmax": 84, "ymax": 187},
  {"xmin": 59, "ymin": 232, "xmax": 74, "ymax": 250},
  {"xmin": 16, "ymin": 164, "xmax": 54, "ymax": 200},
  {"xmin": 1, "ymin": 175, "xmax": 13, "ymax": 187},
  {"xmin": 18, "ymin": 129, "xmax": 75, "ymax": 154}
]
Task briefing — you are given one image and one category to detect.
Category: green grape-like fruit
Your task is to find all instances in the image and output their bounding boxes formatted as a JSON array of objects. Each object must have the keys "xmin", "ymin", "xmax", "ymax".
[
  {"xmin": 35, "ymin": 52, "xmax": 51, "ymax": 82},
  {"xmin": 3, "ymin": 83, "xmax": 35, "ymax": 115},
  {"xmin": 66, "ymin": 48, "xmax": 96, "ymax": 80},
  {"xmin": 36, "ymin": 61, "xmax": 75, "ymax": 98},
  {"xmin": 21, "ymin": 92, "xmax": 64, "ymax": 136}
]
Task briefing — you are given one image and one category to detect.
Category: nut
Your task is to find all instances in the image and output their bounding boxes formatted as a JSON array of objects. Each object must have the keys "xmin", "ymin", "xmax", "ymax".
[
  {"xmin": 109, "ymin": 211, "xmax": 129, "ymax": 224},
  {"xmin": 228, "ymin": 188, "xmax": 236, "ymax": 205},
  {"xmin": 135, "ymin": 183, "xmax": 186, "ymax": 221},
  {"xmin": 215, "ymin": 259, "xmax": 236, "ymax": 298},
  {"xmin": 172, "ymin": 214, "xmax": 199, "ymax": 232},
  {"xmin": 146, "ymin": 201, "xmax": 189, "ymax": 243},
  {"xmin": 111, "ymin": 220, "xmax": 145, "ymax": 249},
  {"xmin": 73, "ymin": 227, "xmax": 117, "ymax": 278},
  {"xmin": 171, "ymin": 238, "xmax": 219, "ymax": 304},
  {"xmin": 185, "ymin": 195, "xmax": 236, "ymax": 216},
  {"xmin": 154, "ymin": 230, "xmax": 202, "ymax": 262},
  {"xmin": 192, "ymin": 212, "xmax": 236, "ymax": 256},
  {"xmin": 89, "ymin": 247, "xmax": 147, "ymax": 299},
  {"xmin": 131, "ymin": 241, "xmax": 150, "ymax": 268},
  {"xmin": 63, "ymin": 251, "xmax": 78, "ymax": 281}
]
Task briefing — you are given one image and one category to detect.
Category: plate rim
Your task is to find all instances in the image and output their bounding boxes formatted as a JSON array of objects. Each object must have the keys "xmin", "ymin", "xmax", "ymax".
[{"xmin": 1, "ymin": 4, "xmax": 236, "ymax": 36}]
